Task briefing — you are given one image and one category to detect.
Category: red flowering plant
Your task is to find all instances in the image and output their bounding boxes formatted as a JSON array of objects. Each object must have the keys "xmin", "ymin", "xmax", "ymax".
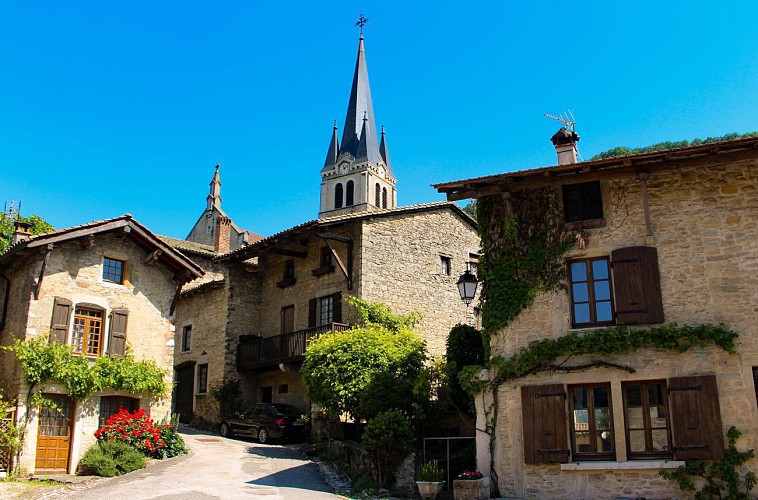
[
  {"xmin": 457, "ymin": 470, "xmax": 484, "ymax": 480},
  {"xmin": 94, "ymin": 408, "xmax": 186, "ymax": 459}
]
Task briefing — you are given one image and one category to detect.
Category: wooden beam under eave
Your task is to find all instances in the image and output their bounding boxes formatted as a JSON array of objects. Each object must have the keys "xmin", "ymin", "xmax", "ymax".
[{"xmin": 270, "ymin": 248, "xmax": 308, "ymax": 258}]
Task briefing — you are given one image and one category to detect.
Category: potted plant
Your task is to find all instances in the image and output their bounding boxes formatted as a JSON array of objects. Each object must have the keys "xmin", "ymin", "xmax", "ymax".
[
  {"xmin": 416, "ymin": 460, "xmax": 445, "ymax": 499},
  {"xmin": 453, "ymin": 469, "xmax": 490, "ymax": 500}
]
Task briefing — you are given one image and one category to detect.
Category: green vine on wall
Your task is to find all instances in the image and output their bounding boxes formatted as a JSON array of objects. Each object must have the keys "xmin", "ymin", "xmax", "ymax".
[
  {"xmin": 459, "ymin": 323, "xmax": 738, "ymax": 395},
  {"xmin": 476, "ymin": 189, "xmax": 576, "ymax": 359},
  {"xmin": 3, "ymin": 335, "xmax": 168, "ymax": 400}
]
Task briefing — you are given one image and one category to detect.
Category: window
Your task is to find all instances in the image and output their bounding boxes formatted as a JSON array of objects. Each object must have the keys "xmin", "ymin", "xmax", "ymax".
[
  {"xmin": 569, "ymin": 258, "xmax": 614, "ymax": 327},
  {"xmin": 196, "ymin": 364, "xmax": 208, "ymax": 394},
  {"xmin": 562, "ymin": 181, "xmax": 603, "ymax": 222},
  {"xmin": 99, "ymin": 396, "xmax": 139, "ymax": 426},
  {"xmin": 623, "ymin": 381, "xmax": 671, "ymax": 458},
  {"xmin": 181, "ymin": 325, "xmax": 192, "ymax": 352},
  {"xmin": 570, "ymin": 383, "xmax": 614, "ymax": 459},
  {"xmin": 440, "ymin": 256, "xmax": 451, "ymax": 276},
  {"xmin": 319, "ymin": 295, "xmax": 333, "ymax": 325},
  {"xmin": 382, "ymin": 187, "xmax": 388, "ymax": 208},
  {"xmin": 346, "ymin": 180, "xmax": 354, "ymax": 206},
  {"xmin": 103, "ymin": 257, "xmax": 124, "ymax": 284},
  {"xmin": 468, "ymin": 253, "xmax": 479, "ymax": 277},
  {"xmin": 284, "ymin": 260, "xmax": 295, "ymax": 279},
  {"xmin": 279, "ymin": 384, "xmax": 289, "ymax": 394},
  {"xmin": 320, "ymin": 247, "xmax": 333, "ymax": 267},
  {"xmin": 375, "ymin": 183, "xmax": 381, "ymax": 206},
  {"xmin": 71, "ymin": 307, "xmax": 104, "ymax": 356},
  {"xmin": 335, "ymin": 183, "xmax": 344, "ymax": 209}
]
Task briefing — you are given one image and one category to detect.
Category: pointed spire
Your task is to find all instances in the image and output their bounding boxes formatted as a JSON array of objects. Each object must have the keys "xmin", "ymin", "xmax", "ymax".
[
  {"xmin": 356, "ymin": 112, "xmax": 370, "ymax": 161},
  {"xmin": 339, "ymin": 34, "xmax": 382, "ymax": 164},
  {"xmin": 207, "ymin": 163, "xmax": 222, "ymax": 210},
  {"xmin": 379, "ymin": 125, "xmax": 395, "ymax": 179},
  {"xmin": 321, "ymin": 121, "xmax": 340, "ymax": 172}
]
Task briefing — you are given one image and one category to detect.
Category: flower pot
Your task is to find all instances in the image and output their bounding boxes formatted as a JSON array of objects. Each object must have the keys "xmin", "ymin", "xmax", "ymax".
[
  {"xmin": 416, "ymin": 480, "xmax": 445, "ymax": 499},
  {"xmin": 453, "ymin": 476, "xmax": 490, "ymax": 500}
]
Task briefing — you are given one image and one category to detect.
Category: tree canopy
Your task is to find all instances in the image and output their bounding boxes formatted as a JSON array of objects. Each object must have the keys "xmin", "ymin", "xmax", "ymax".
[
  {"xmin": 0, "ymin": 214, "xmax": 54, "ymax": 253},
  {"xmin": 591, "ymin": 132, "xmax": 758, "ymax": 160},
  {"xmin": 301, "ymin": 298, "xmax": 426, "ymax": 421}
]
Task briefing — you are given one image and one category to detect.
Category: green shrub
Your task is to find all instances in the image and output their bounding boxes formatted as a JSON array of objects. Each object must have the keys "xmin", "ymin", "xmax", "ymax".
[
  {"xmin": 362, "ymin": 409, "xmax": 414, "ymax": 488},
  {"xmin": 77, "ymin": 440, "xmax": 146, "ymax": 477},
  {"xmin": 418, "ymin": 460, "xmax": 444, "ymax": 481}
]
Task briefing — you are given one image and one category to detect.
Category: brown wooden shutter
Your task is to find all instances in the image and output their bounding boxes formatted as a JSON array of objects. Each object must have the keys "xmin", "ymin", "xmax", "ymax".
[
  {"xmin": 49, "ymin": 297, "xmax": 72, "ymax": 344},
  {"xmin": 668, "ymin": 375, "xmax": 725, "ymax": 460},
  {"xmin": 522, "ymin": 384, "xmax": 570, "ymax": 464},
  {"xmin": 610, "ymin": 246, "xmax": 664, "ymax": 324},
  {"xmin": 332, "ymin": 292, "xmax": 342, "ymax": 323},
  {"xmin": 108, "ymin": 309, "xmax": 129, "ymax": 358},
  {"xmin": 308, "ymin": 298, "xmax": 317, "ymax": 328}
]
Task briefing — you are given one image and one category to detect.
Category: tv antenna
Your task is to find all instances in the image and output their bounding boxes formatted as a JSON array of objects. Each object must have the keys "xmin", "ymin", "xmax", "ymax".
[
  {"xmin": 4, "ymin": 200, "xmax": 22, "ymax": 248},
  {"xmin": 544, "ymin": 110, "xmax": 576, "ymax": 131}
]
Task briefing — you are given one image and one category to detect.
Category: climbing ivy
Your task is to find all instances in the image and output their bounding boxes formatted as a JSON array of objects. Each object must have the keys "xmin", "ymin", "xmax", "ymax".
[
  {"xmin": 459, "ymin": 323, "xmax": 738, "ymax": 396},
  {"xmin": 3, "ymin": 335, "xmax": 167, "ymax": 400},
  {"xmin": 660, "ymin": 426, "xmax": 756, "ymax": 499},
  {"xmin": 476, "ymin": 188, "xmax": 576, "ymax": 358}
]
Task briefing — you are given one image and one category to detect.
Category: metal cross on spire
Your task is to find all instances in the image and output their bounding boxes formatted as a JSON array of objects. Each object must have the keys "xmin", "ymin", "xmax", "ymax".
[{"xmin": 355, "ymin": 14, "xmax": 368, "ymax": 35}]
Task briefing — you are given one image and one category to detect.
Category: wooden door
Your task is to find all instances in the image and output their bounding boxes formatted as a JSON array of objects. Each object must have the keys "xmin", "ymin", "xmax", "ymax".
[
  {"xmin": 281, "ymin": 305, "xmax": 295, "ymax": 334},
  {"xmin": 36, "ymin": 395, "xmax": 73, "ymax": 473},
  {"xmin": 174, "ymin": 364, "xmax": 195, "ymax": 424}
]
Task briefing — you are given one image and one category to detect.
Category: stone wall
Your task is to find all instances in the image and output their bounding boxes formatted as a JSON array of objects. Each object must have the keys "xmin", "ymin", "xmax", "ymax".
[
  {"xmin": 481, "ymin": 158, "xmax": 758, "ymax": 499},
  {"xmin": 359, "ymin": 208, "xmax": 480, "ymax": 357},
  {"xmin": 1, "ymin": 232, "xmax": 179, "ymax": 474}
]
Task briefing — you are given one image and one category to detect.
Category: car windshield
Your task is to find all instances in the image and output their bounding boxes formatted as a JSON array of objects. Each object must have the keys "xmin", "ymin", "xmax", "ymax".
[{"xmin": 272, "ymin": 404, "xmax": 303, "ymax": 418}]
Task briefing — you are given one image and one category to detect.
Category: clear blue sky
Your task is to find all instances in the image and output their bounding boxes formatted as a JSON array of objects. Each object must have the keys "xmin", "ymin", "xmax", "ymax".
[{"xmin": 2, "ymin": 1, "xmax": 756, "ymax": 239}]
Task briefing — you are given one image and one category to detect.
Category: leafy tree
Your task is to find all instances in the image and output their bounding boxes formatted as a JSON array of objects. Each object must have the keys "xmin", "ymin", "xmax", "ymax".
[
  {"xmin": 462, "ymin": 201, "xmax": 477, "ymax": 220},
  {"xmin": 591, "ymin": 131, "xmax": 758, "ymax": 160},
  {"xmin": 0, "ymin": 213, "xmax": 54, "ymax": 252},
  {"xmin": 445, "ymin": 323, "xmax": 484, "ymax": 416},
  {"xmin": 301, "ymin": 299, "xmax": 426, "ymax": 422}
]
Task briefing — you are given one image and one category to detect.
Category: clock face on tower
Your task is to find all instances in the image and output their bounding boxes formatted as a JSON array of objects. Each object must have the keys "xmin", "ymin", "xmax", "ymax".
[{"xmin": 340, "ymin": 163, "xmax": 349, "ymax": 174}]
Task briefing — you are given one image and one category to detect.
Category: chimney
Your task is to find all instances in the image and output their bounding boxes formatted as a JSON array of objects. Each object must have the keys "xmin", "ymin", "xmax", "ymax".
[
  {"xmin": 551, "ymin": 127, "xmax": 580, "ymax": 165},
  {"xmin": 12, "ymin": 221, "xmax": 32, "ymax": 244},
  {"xmin": 214, "ymin": 216, "xmax": 232, "ymax": 254}
]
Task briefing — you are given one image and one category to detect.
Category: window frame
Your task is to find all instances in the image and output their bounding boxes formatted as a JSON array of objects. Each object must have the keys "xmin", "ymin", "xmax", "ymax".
[
  {"xmin": 568, "ymin": 382, "xmax": 616, "ymax": 460},
  {"xmin": 283, "ymin": 260, "xmax": 295, "ymax": 279},
  {"xmin": 382, "ymin": 187, "xmax": 388, "ymax": 208},
  {"xmin": 334, "ymin": 183, "xmax": 344, "ymax": 209},
  {"xmin": 346, "ymin": 180, "xmax": 355, "ymax": 206},
  {"xmin": 196, "ymin": 364, "xmax": 208, "ymax": 395},
  {"xmin": 102, "ymin": 257, "xmax": 125, "ymax": 284},
  {"xmin": 622, "ymin": 380, "xmax": 673, "ymax": 459},
  {"xmin": 440, "ymin": 255, "xmax": 452, "ymax": 276},
  {"xmin": 319, "ymin": 295, "xmax": 334, "ymax": 326},
  {"xmin": 99, "ymin": 396, "xmax": 139, "ymax": 427},
  {"xmin": 562, "ymin": 181, "xmax": 603, "ymax": 223},
  {"xmin": 181, "ymin": 324, "xmax": 192, "ymax": 352},
  {"xmin": 375, "ymin": 183, "xmax": 381, "ymax": 207},
  {"xmin": 568, "ymin": 257, "xmax": 615, "ymax": 328},
  {"xmin": 71, "ymin": 306, "xmax": 105, "ymax": 357}
]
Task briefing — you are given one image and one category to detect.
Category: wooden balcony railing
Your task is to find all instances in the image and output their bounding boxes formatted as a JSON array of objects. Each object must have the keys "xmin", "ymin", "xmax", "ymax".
[{"xmin": 237, "ymin": 322, "xmax": 349, "ymax": 371}]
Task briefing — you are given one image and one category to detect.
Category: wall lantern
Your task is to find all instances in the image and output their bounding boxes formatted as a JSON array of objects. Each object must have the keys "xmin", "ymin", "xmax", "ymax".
[{"xmin": 457, "ymin": 269, "xmax": 478, "ymax": 306}]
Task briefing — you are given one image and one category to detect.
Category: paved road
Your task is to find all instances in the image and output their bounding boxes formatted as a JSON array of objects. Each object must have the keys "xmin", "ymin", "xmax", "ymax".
[{"xmin": 71, "ymin": 428, "xmax": 339, "ymax": 500}]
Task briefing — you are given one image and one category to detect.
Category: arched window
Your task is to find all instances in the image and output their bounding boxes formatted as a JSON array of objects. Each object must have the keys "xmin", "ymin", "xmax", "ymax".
[
  {"xmin": 375, "ymin": 183, "xmax": 381, "ymax": 206},
  {"xmin": 382, "ymin": 187, "xmax": 388, "ymax": 209},
  {"xmin": 346, "ymin": 180, "xmax": 354, "ymax": 206},
  {"xmin": 335, "ymin": 183, "xmax": 343, "ymax": 209}
]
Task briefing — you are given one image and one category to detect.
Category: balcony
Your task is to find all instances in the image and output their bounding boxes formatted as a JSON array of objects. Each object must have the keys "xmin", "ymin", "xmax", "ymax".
[{"xmin": 237, "ymin": 322, "xmax": 350, "ymax": 371}]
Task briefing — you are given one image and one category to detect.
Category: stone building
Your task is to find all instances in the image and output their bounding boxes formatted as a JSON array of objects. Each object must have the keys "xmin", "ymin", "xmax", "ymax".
[
  {"xmin": 0, "ymin": 215, "xmax": 202, "ymax": 474},
  {"xmin": 434, "ymin": 134, "xmax": 758, "ymax": 499},
  {"xmin": 171, "ymin": 32, "xmax": 481, "ymax": 426}
]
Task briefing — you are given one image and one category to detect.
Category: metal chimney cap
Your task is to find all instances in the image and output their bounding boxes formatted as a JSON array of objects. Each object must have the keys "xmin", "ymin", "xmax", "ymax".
[{"xmin": 551, "ymin": 127, "xmax": 580, "ymax": 146}]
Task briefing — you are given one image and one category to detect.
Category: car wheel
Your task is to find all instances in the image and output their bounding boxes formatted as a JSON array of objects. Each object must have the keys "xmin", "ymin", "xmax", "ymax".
[
  {"xmin": 220, "ymin": 422, "xmax": 233, "ymax": 438},
  {"xmin": 258, "ymin": 427, "xmax": 269, "ymax": 444}
]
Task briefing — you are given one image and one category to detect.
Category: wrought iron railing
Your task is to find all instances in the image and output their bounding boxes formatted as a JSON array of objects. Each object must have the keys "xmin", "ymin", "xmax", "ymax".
[{"xmin": 237, "ymin": 322, "xmax": 349, "ymax": 370}]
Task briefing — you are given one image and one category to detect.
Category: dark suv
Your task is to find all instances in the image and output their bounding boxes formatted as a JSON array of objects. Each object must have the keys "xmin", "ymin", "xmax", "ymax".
[{"xmin": 219, "ymin": 403, "xmax": 306, "ymax": 443}]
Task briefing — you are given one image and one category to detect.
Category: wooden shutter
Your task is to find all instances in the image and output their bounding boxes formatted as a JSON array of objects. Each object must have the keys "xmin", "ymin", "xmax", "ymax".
[
  {"xmin": 332, "ymin": 292, "xmax": 342, "ymax": 323},
  {"xmin": 610, "ymin": 246, "xmax": 664, "ymax": 325},
  {"xmin": 108, "ymin": 309, "xmax": 129, "ymax": 358},
  {"xmin": 668, "ymin": 375, "xmax": 725, "ymax": 460},
  {"xmin": 522, "ymin": 384, "xmax": 570, "ymax": 464},
  {"xmin": 308, "ymin": 298, "xmax": 317, "ymax": 328},
  {"xmin": 49, "ymin": 297, "xmax": 72, "ymax": 344}
]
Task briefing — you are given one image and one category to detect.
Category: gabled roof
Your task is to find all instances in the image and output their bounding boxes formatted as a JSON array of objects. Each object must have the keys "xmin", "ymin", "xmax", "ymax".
[
  {"xmin": 158, "ymin": 235, "xmax": 217, "ymax": 258},
  {"xmin": 434, "ymin": 135, "xmax": 758, "ymax": 200},
  {"xmin": 218, "ymin": 201, "xmax": 476, "ymax": 261},
  {"xmin": 0, "ymin": 214, "xmax": 204, "ymax": 282}
]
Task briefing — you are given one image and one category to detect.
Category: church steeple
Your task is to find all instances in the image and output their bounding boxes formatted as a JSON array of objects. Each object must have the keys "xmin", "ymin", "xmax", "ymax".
[
  {"xmin": 318, "ymin": 18, "xmax": 398, "ymax": 218},
  {"xmin": 207, "ymin": 163, "xmax": 222, "ymax": 210}
]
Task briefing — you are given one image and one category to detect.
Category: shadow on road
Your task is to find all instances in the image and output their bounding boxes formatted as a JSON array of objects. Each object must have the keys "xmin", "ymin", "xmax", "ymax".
[{"xmin": 245, "ymin": 462, "xmax": 334, "ymax": 495}]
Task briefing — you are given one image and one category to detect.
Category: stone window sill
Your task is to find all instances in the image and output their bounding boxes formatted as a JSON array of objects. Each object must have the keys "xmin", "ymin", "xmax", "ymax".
[
  {"xmin": 565, "ymin": 218, "xmax": 606, "ymax": 231},
  {"xmin": 312, "ymin": 265, "xmax": 335, "ymax": 277},
  {"xmin": 276, "ymin": 277, "xmax": 297, "ymax": 288},
  {"xmin": 560, "ymin": 460, "xmax": 684, "ymax": 471}
]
